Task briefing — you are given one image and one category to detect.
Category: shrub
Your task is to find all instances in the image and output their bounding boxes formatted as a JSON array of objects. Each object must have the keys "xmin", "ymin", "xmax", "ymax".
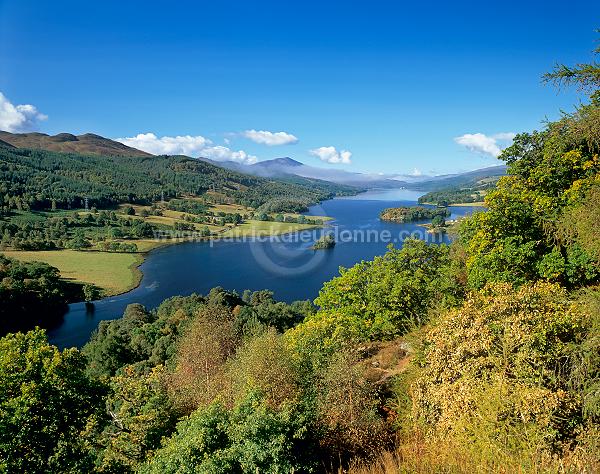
[{"xmin": 412, "ymin": 282, "xmax": 589, "ymax": 454}]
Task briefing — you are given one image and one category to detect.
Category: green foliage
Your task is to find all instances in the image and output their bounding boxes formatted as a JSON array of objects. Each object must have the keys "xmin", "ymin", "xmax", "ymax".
[
  {"xmin": 244, "ymin": 211, "xmax": 322, "ymax": 226},
  {"xmin": 256, "ymin": 197, "xmax": 311, "ymax": 213},
  {"xmin": 83, "ymin": 289, "xmax": 314, "ymax": 379},
  {"xmin": 459, "ymin": 122, "xmax": 600, "ymax": 289},
  {"xmin": 80, "ymin": 286, "xmax": 388, "ymax": 471},
  {"xmin": 83, "ymin": 303, "xmax": 158, "ymax": 377},
  {"xmin": 0, "ymin": 209, "xmax": 160, "ymax": 251},
  {"xmin": 430, "ymin": 214, "xmax": 445, "ymax": 227},
  {"xmin": 95, "ymin": 240, "xmax": 138, "ymax": 252},
  {"xmin": 92, "ymin": 366, "xmax": 178, "ymax": 473},
  {"xmin": 557, "ymin": 184, "xmax": 600, "ymax": 265},
  {"xmin": 235, "ymin": 291, "xmax": 313, "ymax": 334},
  {"xmin": 0, "ymin": 329, "xmax": 106, "ymax": 473},
  {"xmin": 0, "ymin": 253, "xmax": 68, "ymax": 334},
  {"xmin": 301, "ymin": 239, "xmax": 462, "ymax": 345},
  {"xmin": 140, "ymin": 402, "xmax": 232, "ymax": 474},
  {"xmin": 379, "ymin": 206, "xmax": 450, "ymax": 222},
  {"xmin": 311, "ymin": 233, "xmax": 336, "ymax": 250},
  {"xmin": 83, "ymin": 283, "xmax": 101, "ymax": 302},
  {"xmin": 166, "ymin": 198, "xmax": 208, "ymax": 215},
  {"xmin": 142, "ymin": 393, "xmax": 317, "ymax": 474},
  {"xmin": 418, "ymin": 181, "xmax": 495, "ymax": 205}
]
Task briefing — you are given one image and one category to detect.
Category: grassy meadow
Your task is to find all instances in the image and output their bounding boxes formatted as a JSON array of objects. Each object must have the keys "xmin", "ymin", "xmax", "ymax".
[
  {"xmin": 3, "ymin": 203, "xmax": 329, "ymax": 297},
  {"xmin": 3, "ymin": 250, "xmax": 144, "ymax": 296}
]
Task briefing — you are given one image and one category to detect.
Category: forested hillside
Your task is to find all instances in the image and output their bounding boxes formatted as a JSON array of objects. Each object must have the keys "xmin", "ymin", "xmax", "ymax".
[
  {"xmin": 417, "ymin": 179, "xmax": 496, "ymax": 205},
  {"xmin": 0, "ymin": 37, "xmax": 599, "ymax": 473},
  {"xmin": 0, "ymin": 145, "xmax": 355, "ymax": 211}
]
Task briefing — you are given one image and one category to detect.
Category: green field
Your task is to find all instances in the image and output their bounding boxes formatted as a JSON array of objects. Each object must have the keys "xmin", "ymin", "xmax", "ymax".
[
  {"xmin": 3, "ymin": 250, "xmax": 144, "ymax": 296},
  {"xmin": 2, "ymin": 205, "xmax": 330, "ymax": 298},
  {"xmin": 1, "ymin": 217, "xmax": 327, "ymax": 297},
  {"xmin": 223, "ymin": 219, "xmax": 325, "ymax": 237}
]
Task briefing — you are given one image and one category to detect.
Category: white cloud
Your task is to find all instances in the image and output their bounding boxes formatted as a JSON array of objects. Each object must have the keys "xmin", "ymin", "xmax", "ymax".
[
  {"xmin": 0, "ymin": 92, "xmax": 48, "ymax": 132},
  {"xmin": 116, "ymin": 133, "xmax": 210, "ymax": 155},
  {"xmin": 115, "ymin": 132, "xmax": 257, "ymax": 164},
  {"xmin": 200, "ymin": 145, "xmax": 257, "ymax": 164},
  {"xmin": 309, "ymin": 146, "xmax": 352, "ymax": 164},
  {"xmin": 243, "ymin": 129, "xmax": 298, "ymax": 146},
  {"xmin": 492, "ymin": 132, "xmax": 517, "ymax": 141},
  {"xmin": 410, "ymin": 168, "xmax": 422, "ymax": 176},
  {"xmin": 454, "ymin": 132, "xmax": 515, "ymax": 158}
]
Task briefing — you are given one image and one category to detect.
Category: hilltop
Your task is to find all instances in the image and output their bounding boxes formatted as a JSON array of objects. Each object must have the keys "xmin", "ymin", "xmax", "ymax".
[{"xmin": 0, "ymin": 131, "xmax": 152, "ymax": 157}]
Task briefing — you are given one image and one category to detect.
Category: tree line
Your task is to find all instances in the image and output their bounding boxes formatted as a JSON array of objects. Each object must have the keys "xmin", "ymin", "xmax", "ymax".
[
  {"xmin": 0, "ymin": 145, "xmax": 357, "ymax": 213},
  {"xmin": 379, "ymin": 205, "xmax": 450, "ymax": 222}
]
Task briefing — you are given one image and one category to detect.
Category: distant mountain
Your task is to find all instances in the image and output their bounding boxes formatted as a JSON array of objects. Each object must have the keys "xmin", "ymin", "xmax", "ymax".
[
  {"xmin": 404, "ymin": 165, "xmax": 507, "ymax": 191},
  {"xmin": 205, "ymin": 156, "xmax": 412, "ymax": 188},
  {"xmin": 204, "ymin": 156, "xmax": 507, "ymax": 191},
  {"xmin": 2, "ymin": 128, "xmax": 506, "ymax": 193},
  {"xmin": 0, "ymin": 131, "xmax": 152, "ymax": 157},
  {"xmin": 257, "ymin": 157, "xmax": 304, "ymax": 168}
]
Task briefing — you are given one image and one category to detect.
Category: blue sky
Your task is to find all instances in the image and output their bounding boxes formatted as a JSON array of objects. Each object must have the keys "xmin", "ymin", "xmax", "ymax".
[{"xmin": 0, "ymin": 0, "xmax": 597, "ymax": 175}]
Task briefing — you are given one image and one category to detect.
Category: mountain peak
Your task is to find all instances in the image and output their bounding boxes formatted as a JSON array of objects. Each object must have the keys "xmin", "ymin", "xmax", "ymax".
[
  {"xmin": 255, "ymin": 157, "xmax": 304, "ymax": 168},
  {"xmin": 51, "ymin": 133, "xmax": 78, "ymax": 142}
]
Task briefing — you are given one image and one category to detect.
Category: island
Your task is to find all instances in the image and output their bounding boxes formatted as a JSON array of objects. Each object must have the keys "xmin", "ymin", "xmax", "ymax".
[
  {"xmin": 311, "ymin": 233, "xmax": 336, "ymax": 250},
  {"xmin": 379, "ymin": 206, "xmax": 450, "ymax": 223}
]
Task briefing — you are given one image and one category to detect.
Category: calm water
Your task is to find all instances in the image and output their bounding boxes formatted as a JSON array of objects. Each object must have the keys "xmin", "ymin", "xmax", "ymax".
[{"xmin": 48, "ymin": 189, "xmax": 481, "ymax": 348}]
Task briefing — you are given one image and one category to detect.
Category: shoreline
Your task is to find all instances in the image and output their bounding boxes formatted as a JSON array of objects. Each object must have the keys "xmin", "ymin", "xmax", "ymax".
[
  {"xmin": 4, "ymin": 193, "xmax": 479, "ymax": 303},
  {"xmin": 96, "ymin": 220, "xmax": 330, "ymax": 298},
  {"xmin": 419, "ymin": 201, "xmax": 486, "ymax": 207},
  {"xmin": 2, "ymin": 219, "xmax": 329, "ymax": 302}
]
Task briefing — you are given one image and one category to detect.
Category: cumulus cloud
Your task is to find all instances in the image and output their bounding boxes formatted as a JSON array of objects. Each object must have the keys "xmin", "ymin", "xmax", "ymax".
[
  {"xmin": 309, "ymin": 146, "xmax": 352, "ymax": 164},
  {"xmin": 242, "ymin": 129, "xmax": 298, "ymax": 146},
  {"xmin": 454, "ymin": 132, "xmax": 516, "ymax": 158},
  {"xmin": 0, "ymin": 92, "xmax": 48, "ymax": 132},
  {"xmin": 115, "ymin": 133, "xmax": 257, "ymax": 164},
  {"xmin": 116, "ymin": 133, "xmax": 210, "ymax": 155},
  {"xmin": 200, "ymin": 145, "xmax": 257, "ymax": 164}
]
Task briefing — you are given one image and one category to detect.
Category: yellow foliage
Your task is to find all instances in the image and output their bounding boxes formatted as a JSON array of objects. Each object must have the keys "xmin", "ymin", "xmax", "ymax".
[{"xmin": 411, "ymin": 282, "xmax": 586, "ymax": 448}]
